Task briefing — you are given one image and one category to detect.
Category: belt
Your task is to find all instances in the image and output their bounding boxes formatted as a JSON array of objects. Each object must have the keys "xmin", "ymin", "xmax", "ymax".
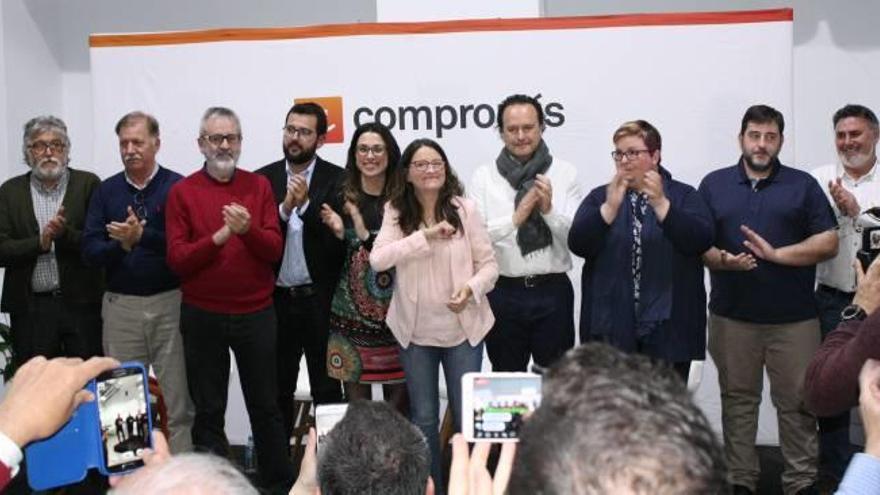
[
  {"xmin": 495, "ymin": 272, "xmax": 567, "ymax": 289},
  {"xmin": 817, "ymin": 284, "xmax": 855, "ymax": 299},
  {"xmin": 33, "ymin": 288, "xmax": 63, "ymax": 298},
  {"xmin": 275, "ymin": 284, "xmax": 317, "ymax": 299}
]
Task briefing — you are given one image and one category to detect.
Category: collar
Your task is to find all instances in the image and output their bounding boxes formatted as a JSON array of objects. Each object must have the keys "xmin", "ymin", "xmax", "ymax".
[
  {"xmin": 125, "ymin": 164, "xmax": 160, "ymax": 190},
  {"xmin": 736, "ymin": 156, "xmax": 781, "ymax": 186},
  {"xmin": 201, "ymin": 163, "xmax": 237, "ymax": 184},
  {"xmin": 839, "ymin": 160, "xmax": 877, "ymax": 186},
  {"xmin": 286, "ymin": 156, "xmax": 317, "ymax": 180}
]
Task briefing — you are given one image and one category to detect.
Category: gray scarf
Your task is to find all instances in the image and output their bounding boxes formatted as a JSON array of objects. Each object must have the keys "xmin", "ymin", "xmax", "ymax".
[{"xmin": 495, "ymin": 140, "xmax": 553, "ymax": 256}]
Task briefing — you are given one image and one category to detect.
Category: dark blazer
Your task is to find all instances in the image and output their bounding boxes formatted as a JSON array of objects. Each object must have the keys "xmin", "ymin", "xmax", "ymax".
[
  {"xmin": 0, "ymin": 168, "xmax": 104, "ymax": 312},
  {"xmin": 568, "ymin": 166, "xmax": 714, "ymax": 362},
  {"xmin": 255, "ymin": 157, "xmax": 345, "ymax": 296}
]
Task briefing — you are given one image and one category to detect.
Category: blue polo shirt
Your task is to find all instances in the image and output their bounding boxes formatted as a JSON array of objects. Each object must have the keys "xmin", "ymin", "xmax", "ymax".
[{"xmin": 698, "ymin": 159, "xmax": 836, "ymax": 324}]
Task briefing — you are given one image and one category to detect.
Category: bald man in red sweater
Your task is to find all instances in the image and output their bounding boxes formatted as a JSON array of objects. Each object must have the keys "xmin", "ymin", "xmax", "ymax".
[{"xmin": 165, "ymin": 107, "xmax": 293, "ymax": 492}]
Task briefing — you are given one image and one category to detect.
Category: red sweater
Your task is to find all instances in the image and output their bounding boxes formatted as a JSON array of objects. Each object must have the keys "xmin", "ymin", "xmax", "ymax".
[{"xmin": 166, "ymin": 168, "xmax": 282, "ymax": 313}]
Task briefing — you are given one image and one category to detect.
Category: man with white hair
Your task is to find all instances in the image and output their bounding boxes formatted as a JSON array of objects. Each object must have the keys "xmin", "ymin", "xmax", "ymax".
[
  {"xmin": 165, "ymin": 107, "xmax": 292, "ymax": 491},
  {"xmin": 0, "ymin": 115, "xmax": 103, "ymax": 368}
]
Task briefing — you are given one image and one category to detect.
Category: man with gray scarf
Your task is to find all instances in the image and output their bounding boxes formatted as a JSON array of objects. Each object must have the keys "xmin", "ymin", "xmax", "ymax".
[{"xmin": 469, "ymin": 94, "xmax": 582, "ymax": 371}]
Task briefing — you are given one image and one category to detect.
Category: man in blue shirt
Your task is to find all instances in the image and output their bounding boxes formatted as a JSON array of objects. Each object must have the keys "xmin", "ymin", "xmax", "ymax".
[
  {"xmin": 699, "ymin": 105, "xmax": 838, "ymax": 495},
  {"xmin": 82, "ymin": 111, "xmax": 194, "ymax": 454}
]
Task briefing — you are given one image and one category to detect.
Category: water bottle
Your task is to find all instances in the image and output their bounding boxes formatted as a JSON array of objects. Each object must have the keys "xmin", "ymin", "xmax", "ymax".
[{"xmin": 244, "ymin": 435, "xmax": 256, "ymax": 473}]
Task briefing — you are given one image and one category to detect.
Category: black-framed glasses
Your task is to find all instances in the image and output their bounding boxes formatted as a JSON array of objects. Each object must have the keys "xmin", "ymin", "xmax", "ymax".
[
  {"xmin": 356, "ymin": 144, "xmax": 386, "ymax": 156},
  {"xmin": 28, "ymin": 140, "xmax": 66, "ymax": 155},
  {"xmin": 611, "ymin": 149, "xmax": 651, "ymax": 162},
  {"xmin": 133, "ymin": 191, "xmax": 147, "ymax": 220},
  {"xmin": 283, "ymin": 125, "xmax": 315, "ymax": 138},
  {"xmin": 201, "ymin": 134, "xmax": 242, "ymax": 146}
]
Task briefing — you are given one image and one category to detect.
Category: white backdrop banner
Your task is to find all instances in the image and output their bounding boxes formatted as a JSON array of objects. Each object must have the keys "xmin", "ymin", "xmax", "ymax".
[{"xmin": 90, "ymin": 9, "xmax": 793, "ymax": 192}]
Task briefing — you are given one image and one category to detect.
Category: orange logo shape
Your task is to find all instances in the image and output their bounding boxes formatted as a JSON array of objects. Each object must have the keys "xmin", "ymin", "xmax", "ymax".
[{"xmin": 294, "ymin": 96, "xmax": 344, "ymax": 144}]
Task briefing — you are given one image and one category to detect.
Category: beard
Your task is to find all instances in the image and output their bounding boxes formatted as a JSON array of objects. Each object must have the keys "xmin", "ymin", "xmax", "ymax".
[
  {"xmin": 839, "ymin": 149, "xmax": 876, "ymax": 170},
  {"xmin": 29, "ymin": 156, "xmax": 68, "ymax": 183},
  {"xmin": 205, "ymin": 154, "xmax": 237, "ymax": 180},
  {"xmin": 284, "ymin": 142, "xmax": 317, "ymax": 166},
  {"xmin": 742, "ymin": 151, "xmax": 775, "ymax": 174}
]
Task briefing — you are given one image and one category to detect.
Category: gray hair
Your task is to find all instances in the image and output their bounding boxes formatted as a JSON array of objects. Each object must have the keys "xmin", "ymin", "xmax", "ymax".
[
  {"xmin": 22, "ymin": 115, "xmax": 70, "ymax": 164},
  {"xmin": 116, "ymin": 111, "xmax": 160, "ymax": 137},
  {"xmin": 509, "ymin": 343, "xmax": 727, "ymax": 495},
  {"xmin": 109, "ymin": 453, "xmax": 258, "ymax": 495},
  {"xmin": 199, "ymin": 106, "xmax": 241, "ymax": 136},
  {"xmin": 318, "ymin": 400, "xmax": 430, "ymax": 495}
]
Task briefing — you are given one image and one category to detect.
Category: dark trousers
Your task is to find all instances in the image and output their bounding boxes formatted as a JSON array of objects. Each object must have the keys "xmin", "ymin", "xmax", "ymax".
[
  {"xmin": 485, "ymin": 274, "xmax": 575, "ymax": 371},
  {"xmin": 180, "ymin": 304, "xmax": 292, "ymax": 489},
  {"xmin": 815, "ymin": 285, "xmax": 857, "ymax": 484},
  {"xmin": 10, "ymin": 295, "xmax": 102, "ymax": 368},
  {"xmin": 273, "ymin": 289, "xmax": 342, "ymax": 440}
]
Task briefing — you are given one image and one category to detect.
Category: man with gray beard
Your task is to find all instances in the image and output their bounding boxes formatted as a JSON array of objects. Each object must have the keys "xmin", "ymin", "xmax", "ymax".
[
  {"xmin": 165, "ymin": 107, "xmax": 293, "ymax": 491},
  {"xmin": 0, "ymin": 115, "xmax": 103, "ymax": 368},
  {"xmin": 809, "ymin": 104, "xmax": 880, "ymax": 490}
]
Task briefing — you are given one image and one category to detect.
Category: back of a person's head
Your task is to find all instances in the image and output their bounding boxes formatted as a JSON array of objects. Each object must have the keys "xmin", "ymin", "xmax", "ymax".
[
  {"xmin": 319, "ymin": 400, "xmax": 430, "ymax": 495},
  {"xmin": 508, "ymin": 343, "xmax": 727, "ymax": 495},
  {"xmin": 109, "ymin": 452, "xmax": 258, "ymax": 495}
]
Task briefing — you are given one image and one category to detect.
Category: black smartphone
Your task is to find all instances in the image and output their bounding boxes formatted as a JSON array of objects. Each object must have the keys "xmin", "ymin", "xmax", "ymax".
[
  {"xmin": 96, "ymin": 364, "xmax": 152, "ymax": 474},
  {"xmin": 858, "ymin": 226, "xmax": 880, "ymax": 271}
]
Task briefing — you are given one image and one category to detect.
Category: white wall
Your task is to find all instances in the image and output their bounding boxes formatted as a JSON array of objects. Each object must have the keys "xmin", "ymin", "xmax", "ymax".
[{"xmin": 2, "ymin": 0, "xmax": 877, "ymax": 445}]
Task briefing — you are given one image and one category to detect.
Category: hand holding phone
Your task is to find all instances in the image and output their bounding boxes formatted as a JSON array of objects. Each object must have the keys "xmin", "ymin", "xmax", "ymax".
[{"xmin": 461, "ymin": 372, "xmax": 541, "ymax": 442}]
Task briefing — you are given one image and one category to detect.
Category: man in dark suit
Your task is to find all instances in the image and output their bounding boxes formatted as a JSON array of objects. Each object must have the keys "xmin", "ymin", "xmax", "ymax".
[
  {"xmin": 256, "ymin": 102, "xmax": 345, "ymax": 441},
  {"xmin": 0, "ymin": 115, "xmax": 103, "ymax": 369}
]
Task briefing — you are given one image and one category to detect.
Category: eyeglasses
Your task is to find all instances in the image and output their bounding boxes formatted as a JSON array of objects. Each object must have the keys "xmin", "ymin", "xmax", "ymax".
[
  {"xmin": 356, "ymin": 145, "xmax": 386, "ymax": 156},
  {"xmin": 411, "ymin": 160, "xmax": 445, "ymax": 172},
  {"xmin": 283, "ymin": 125, "xmax": 315, "ymax": 138},
  {"xmin": 28, "ymin": 140, "xmax": 66, "ymax": 155},
  {"xmin": 202, "ymin": 134, "xmax": 242, "ymax": 146},
  {"xmin": 611, "ymin": 149, "xmax": 651, "ymax": 162},
  {"xmin": 133, "ymin": 191, "xmax": 147, "ymax": 220}
]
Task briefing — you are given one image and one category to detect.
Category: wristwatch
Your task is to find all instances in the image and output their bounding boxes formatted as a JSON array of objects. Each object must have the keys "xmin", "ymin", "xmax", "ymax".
[{"xmin": 841, "ymin": 304, "xmax": 868, "ymax": 322}]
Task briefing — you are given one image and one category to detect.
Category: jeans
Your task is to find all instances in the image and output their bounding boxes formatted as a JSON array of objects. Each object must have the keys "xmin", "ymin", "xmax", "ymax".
[{"xmin": 399, "ymin": 340, "xmax": 483, "ymax": 495}]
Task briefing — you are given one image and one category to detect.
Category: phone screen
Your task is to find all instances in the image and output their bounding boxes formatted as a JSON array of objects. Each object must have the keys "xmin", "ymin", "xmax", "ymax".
[
  {"xmin": 315, "ymin": 404, "xmax": 349, "ymax": 451},
  {"xmin": 96, "ymin": 366, "xmax": 151, "ymax": 473},
  {"xmin": 471, "ymin": 375, "xmax": 541, "ymax": 441}
]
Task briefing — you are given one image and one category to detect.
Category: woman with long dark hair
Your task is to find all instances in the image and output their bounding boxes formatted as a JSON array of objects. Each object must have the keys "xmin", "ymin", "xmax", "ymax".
[
  {"xmin": 370, "ymin": 138, "xmax": 498, "ymax": 491},
  {"xmin": 319, "ymin": 122, "xmax": 408, "ymax": 412}
]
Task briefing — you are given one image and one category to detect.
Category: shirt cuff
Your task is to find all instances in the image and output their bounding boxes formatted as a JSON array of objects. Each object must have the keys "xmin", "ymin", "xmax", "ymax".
[
  {"xmin": 278, "ymin": 203, "xmax": 291, "ymax": 222},
  {"xmin": 296, "ymin": 199, "xmax": 311, "ymax": 217},
  {"xmin": 0, "ymin": 431, "xmax": 23, "ymax": 477}
]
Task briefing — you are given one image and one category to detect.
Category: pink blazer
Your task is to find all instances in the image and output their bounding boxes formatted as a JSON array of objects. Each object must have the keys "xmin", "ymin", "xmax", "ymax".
[{"xmin": 370, "ymin": 196, "xmax": 498, "ymax": 348}]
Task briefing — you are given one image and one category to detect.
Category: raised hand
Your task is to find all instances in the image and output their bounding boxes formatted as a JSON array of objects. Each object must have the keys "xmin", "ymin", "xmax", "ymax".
[{"xmin": 320, "ymin": 203, "xmax": 344, "ymax": 240}]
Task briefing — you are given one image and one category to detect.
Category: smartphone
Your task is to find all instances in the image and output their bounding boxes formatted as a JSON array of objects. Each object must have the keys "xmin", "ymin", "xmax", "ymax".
[
  {"xmin": 96, "ymin": 364, "xmax": 152, "ymax": 474},
  {"xmin": 858, "ymin": 226, "xmax": 880, "ymax": 271},
  {"xmin": 461, "ymin": 372, "xmax": 542, "ymax": 442},
  {"xmin": 315, "ymin": 403, "xmax": 348, "ymax": 450}
]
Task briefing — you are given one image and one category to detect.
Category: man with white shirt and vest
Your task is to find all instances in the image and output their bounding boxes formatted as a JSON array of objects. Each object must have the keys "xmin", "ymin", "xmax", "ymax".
[
  {"xmin": 256, "ymin": 102, "xmax": 345, "ymax": 442},
  {"xmin": 469, "ymin": 94, "xmax": 583, "ymax": 371},
  {"xmin": 809, "ymin": 103, "xmax": 880, "ymax": 491}
]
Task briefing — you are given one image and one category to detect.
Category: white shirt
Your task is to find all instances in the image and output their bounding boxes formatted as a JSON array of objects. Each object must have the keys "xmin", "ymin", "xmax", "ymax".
[
  {"xmin": 469, "ymin": 157, "xmax": 583, "ymax": 277},
  {"xmin": 277, "ymin": 157, "xmax": 316, "ymax": 287},
  {"xmin": 811, "ymin": 162, "xmax": 880, "ymax": 292}
]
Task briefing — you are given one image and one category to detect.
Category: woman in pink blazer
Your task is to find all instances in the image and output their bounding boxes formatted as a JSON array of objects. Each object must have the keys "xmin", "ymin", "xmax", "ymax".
[{"xmin": 370, "ymin": 138, "xmax": 498, "ymax": 491}]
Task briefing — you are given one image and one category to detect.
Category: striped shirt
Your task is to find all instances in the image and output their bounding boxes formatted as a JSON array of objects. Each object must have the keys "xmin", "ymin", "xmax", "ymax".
[{"xmin": 29, "ymin": 169, "xmax": 69, "ymax": 292}]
